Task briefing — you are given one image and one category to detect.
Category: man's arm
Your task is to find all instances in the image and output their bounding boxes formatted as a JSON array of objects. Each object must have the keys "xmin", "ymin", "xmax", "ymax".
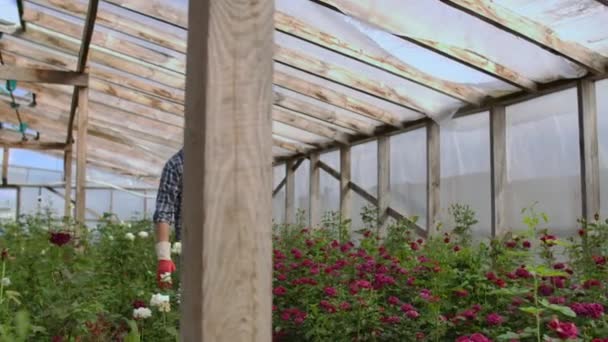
[{"xmin": 153, "ymin": 159, "xmax": 180, "ymax": 262}]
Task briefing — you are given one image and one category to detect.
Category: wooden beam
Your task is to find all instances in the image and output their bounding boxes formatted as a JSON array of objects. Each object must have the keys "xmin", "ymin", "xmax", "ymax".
[
  {"xmin": 577, "ymin": 79, "xmax": 600, "ymax": 221},
  {"xmin": 377, "ymin": 136, "xmax": 390, "ymax": 235},
  {"xmin": 442, "ymin": 0, "xmax": 607, "ymax": 74},
  {"xmin": 309, "ymin": 153, "xmax": 320, "ymax": 226},
  {"xmin": 273, "ymin": 106, "xmax": 353, "ymax": 144},
  {"xmin": 272, "ymin": 158, "xmax": 304, "ymax": 197},
  {"xmin": 490, "ymin": 106, "xmax": 507, "ymax": 237},
  {"xmin": 2, "ymin": 147, "xmax": 8, "ymax": 186},
  {"xmin": 275, "ymin": 11, "xmax": 486, "ymax": 104},
  {"xmin": 105, "ymin": 0, "xmax": 187, "ymax": 29},
  {"xmin": 0, "ymin": 140, "xmax": 68, "ymax": 150},
  {"xmin": 274, "ymin": 90, "xmax": 376, "ymax": 136},
  {"xmin": 318, "ymin": 159, "xmax": 427, "ymax": 236},
  {"xmin": 180, "ymin": 0, "xmax": 273, "ymax": 340},
  {"xmin": 273, "ymin": 137, "xmax": 311, "ymax": 155},
  {"xmin": 340, "ymin": 146, "xmax": 351, "ymax": 222},
  {"xmin": 275, "ymin": 44, "xmax": 429, "ymax": 114},
  {"xmin": 0, "ymin": 23, "xmax": 19, "ymax": 34},
  {"xmin": 64, "ymin": 146, "xmax": 73, "ymax": 218},
  {"xmin": 273, "ymin": 70, "xmax": 404, "ymax": 127},
  {"xmin": 0, "ymin": 66, "xmax": 89, "ymax": 86},
  {"xmin": 75, "ymin": 87, "xmax": 89, "ymax": 224},
  {"xmin": 316, "ymin": 0, "xmax": 538, "ymax": 91},
  {"xmin": 285, "ymin": 159, "xmax": 296, "ymax": 223},
  {"xmin": 426, "ymin": 121, "xmax": 440, "ymax": 234}
]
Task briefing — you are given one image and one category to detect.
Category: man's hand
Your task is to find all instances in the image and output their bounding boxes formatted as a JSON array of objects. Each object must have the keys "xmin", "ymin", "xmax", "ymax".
[
  {"xmin": 157, "ymin": 259, "xmax": 176, "ymax": 289},
  {"xmin": 155, "ymin": 222, "xmax": 174, "ymax": 288}
]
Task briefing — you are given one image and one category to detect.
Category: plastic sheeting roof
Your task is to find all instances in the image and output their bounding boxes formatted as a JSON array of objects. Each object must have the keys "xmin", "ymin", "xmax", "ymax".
[{"xmin": 0, "ymin": 0, "xmax": 606, "ymax": 179}]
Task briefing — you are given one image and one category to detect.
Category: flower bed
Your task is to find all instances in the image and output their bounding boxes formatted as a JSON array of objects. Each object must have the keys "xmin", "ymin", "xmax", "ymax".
[
  {"xmin": 0, "ymin": 205, "xmax": 607, "ymax": 341},
  {"xmin": 272, "ymin": 206, "xmax": 608, "ymax": 341}
]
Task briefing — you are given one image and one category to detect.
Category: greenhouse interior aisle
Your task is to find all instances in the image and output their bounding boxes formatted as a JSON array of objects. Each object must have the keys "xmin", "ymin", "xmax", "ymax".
[{"xmin": 0, "ymin": 0, "xmax": 607, "ymax": 340}]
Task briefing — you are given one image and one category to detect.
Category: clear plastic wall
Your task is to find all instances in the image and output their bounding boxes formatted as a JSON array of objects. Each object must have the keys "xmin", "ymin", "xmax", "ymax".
[
  {"xmin": 505, "ymin": 89, "xmax": 581, "ymax": 235},
  {"xmin": 319, "ymin": 151, "xmax": 340, "ymax": 218},
  {"xmin": 440, "ymin": 112, "xmax": 492, "ymax": 237}
]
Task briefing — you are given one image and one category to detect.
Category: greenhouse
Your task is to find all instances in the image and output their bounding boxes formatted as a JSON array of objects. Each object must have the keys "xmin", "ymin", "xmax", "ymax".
[{"xmin": 0, "ymin": 0, "xmax": 608, "ymax": 340}]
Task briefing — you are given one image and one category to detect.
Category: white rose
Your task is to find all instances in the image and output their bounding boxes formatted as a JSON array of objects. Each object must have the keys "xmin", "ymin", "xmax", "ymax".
[
  {"xmin": 171, "ymin": 242, "xmax": 181, "ymax": 255},
  {"xmin": 138, "ymin": 231, "xmax": 149, "ymax": 239},
  {"xmin": 125, "ymin": 232, "xmax": 135, "ymax": 241},
  {"xmin": 133, "ymin": 307, "xmax": 152, "ymax": 319},
  {"xmin": 150, "ymin": 293, "xmax": 171, "ymax": 312},
  {"xmin": 1, "ymin": 277, "xmax": 10, "ymax": 287}
]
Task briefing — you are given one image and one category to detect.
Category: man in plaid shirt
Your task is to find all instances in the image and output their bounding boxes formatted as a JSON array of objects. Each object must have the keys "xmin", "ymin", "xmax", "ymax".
[{"xmin": 153, "ymin": 149, "xmax": 183, "ymax": 288}]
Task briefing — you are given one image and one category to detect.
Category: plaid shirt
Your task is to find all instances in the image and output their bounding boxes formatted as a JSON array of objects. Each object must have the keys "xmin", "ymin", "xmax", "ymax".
[{"xmin": 153, "ymin": 149, "xmax": 183, "ymax": 240}]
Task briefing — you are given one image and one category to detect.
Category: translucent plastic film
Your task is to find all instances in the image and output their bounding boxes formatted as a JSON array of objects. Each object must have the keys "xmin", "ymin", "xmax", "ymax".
[
  {"xmin": 440, "ymin": 113, "xmax": 491, "ymax": 237},
  {"xmin": 273, "ymin": 165, "xmax": 286, "ymax": 224},
  {"xmin": 505, "ymin": 89, "xmax": 581, "ymax": 235},
  {"xmin": 390, "ymin": 128, "xmax": 427, "ymax": 229}
]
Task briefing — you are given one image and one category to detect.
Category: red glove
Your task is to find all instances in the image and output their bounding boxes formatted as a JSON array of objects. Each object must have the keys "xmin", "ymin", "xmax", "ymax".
[{"xmin": 157, "ymin": 259, "xmax": 176, "ymax": 289}]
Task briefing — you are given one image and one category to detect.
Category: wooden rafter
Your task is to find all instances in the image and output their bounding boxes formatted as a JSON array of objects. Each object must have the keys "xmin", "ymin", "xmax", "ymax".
[
  {"xmin": 274, "ymin": 70, "xmax": 406, "ymax": 127},
  {"xmin": 315, "ymin": 0, "xmax": 538, "ymax": 91},
  {"xmin": 274, "ymin": 89, "xmax": 375, "ymax": 136},
  {"xmin": 275, "ymin": 44, "xmax": 429, "ymax": 114},
  {"xmin": 0, "ymin": 66, "xmax": 88, "ymax": 86},
  {"xmin": 441, "ymin": 0, "xmax": 607, "ymax": 74},
  {"xmin": 275, "ymin": 11, "xmax": 486, "ymax": 104},
  {"xmin": 0, "ymin": 140, "xmax": 68, "ymax": 150},
  {"xmin": 273, "ymin": 106, "xmax": 353, "ymax": 144}
]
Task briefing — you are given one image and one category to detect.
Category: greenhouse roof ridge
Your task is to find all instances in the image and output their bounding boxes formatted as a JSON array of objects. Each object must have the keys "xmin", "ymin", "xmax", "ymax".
[{"xmin": 0, "ymin": 0, "xmax": 607, "ymax": 179}]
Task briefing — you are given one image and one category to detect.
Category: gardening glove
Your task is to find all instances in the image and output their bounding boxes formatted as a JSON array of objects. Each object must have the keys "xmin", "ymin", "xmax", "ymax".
[{"xmin": 155, "ymin": 241, "xmax": 176, "ymax": 289}]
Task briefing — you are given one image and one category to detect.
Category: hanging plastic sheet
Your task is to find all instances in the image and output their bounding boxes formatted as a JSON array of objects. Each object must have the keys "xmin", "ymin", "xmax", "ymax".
[
  {"xmin": 597, "ymin": 80, "xmax": 608, "ymax": 217},
  {"xmin": 505, "ymin": 89, "xmax": 581, "ymax": 235},
  {"xmin": 440, "ymin": 112, "xmax": 491, "ymax": 237}
]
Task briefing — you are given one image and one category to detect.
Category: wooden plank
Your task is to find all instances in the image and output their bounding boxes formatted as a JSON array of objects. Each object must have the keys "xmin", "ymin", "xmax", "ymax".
[
  {"xmin": 577, "ymin": 79, "xmax": 600, "ymax": 221},
  {"xmin": 309, "ymin": 153, "xmax": 320, "ymax": 226},
  {"xmin": 0, "ymin": 140, "xmax": 68, "ymax": 150},
  {"xmin": 2, "ymin": 148, "xmax": 8, "ymax": 185},
  {"xmin": 349, "ymin": 181, "xmax": 377, "ymax": 206},
  {"xmin": 105, "ymin": 0, "xmax": 187, "ymax": 29},
  {"xmin": 64, "ymin": 146, "xmax": 73, "ymax": 218},
  {"xmin": 274, "ymin": 90, "xmax": 375, "ymax": 136},
  {"xmin": 442, "ymin": 0, "xmax": 607, "ymax": 74},
  {"xmin": 75, "ymin": 87, "xmax": 89, "ymax": 224},
  {"xmin": 340, "ymin": 146, "xmax": 351, "ymax": 222},
  {"xmin": 426, "ymin": 121, "xmax": 440, "ymax": 234},
  {"xmin": 275, "ymin": 11, "xmax": 486, "ymax": 104},
  {"xmin": 273, "ymin": 70, "xmax": 404, "ymax": 127},
  {"xmin": 273, "ymin": 137, "xmax": 311, "ymax": 155},
  {"xmin": 0, "ymin": 66, "xmax": 88, "ymax": 86},
  {"xmin": 180, "ymin": 0, "xmax": 273, "ymax": 340},
  {"xmin": 28, "ymin": 0, "xmax": 187, "ymax": 53},
  {"xmin": 490, "ymin": 106, "xmax": 506, "ymax": 237},
  {"xmin": 0, "ymin": 23, "xmax": 19, "ymax": 34},
  {"xmin": 377, "ymin": 136, "xmax": 390, "ymax": 235},
  {"xmin": 22, "ymin": 2, "xmax": 186, "ymax": 73},
  {"xmin": 317, "ymin": 160, "xmax": 340, "ymax": 180},
  {"xmin": 275, "ymin": 44, "xmax": 429, "ymax": 114},
  {"xmin": 316, "ymin": 0, "xmax": 538, "ymax": 91},
  {"xmin": 285, "ymin": 159, "xmax": 296, "ymax": 223}
]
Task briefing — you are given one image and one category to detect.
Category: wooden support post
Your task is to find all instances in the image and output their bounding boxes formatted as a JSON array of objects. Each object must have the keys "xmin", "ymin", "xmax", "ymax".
[
  {"xmin": 490, "ymin": 106, "xmax": 507, "ymax": 237},
  {"xmin": 577, "ymin": 79, "xmax": 600, "ymax": 222},
  {"xmin": 285, "ymin": 159, "xmax": 296, "ymax": 223},
  {"xmin": 309, "ymin": 153, "xmax": 320, "ymax": 226},
  {"xmin": 426, "ymin": 121, "xmax": 440, "ymax": 233},
  {"xmin": 181, "ymin": 0, "xmax": 274, "ymax": 340},
  {"xmin": 75, "ymin": 87, "xmax": 88, "ymax": 224},
  {"xmin": 377, "ymin": 136, "xmax": 390, "ymax": 235},
  {"xmin": 64, "ymin": 146, "xmax": 73, "ymax": 218},
  {"xmin": 340, "ymin": 146, "xmax": 352, "ymax": 223},
  {"xmin": 2, "ymin": 147, "xmax": 8, "ymax": 186}
]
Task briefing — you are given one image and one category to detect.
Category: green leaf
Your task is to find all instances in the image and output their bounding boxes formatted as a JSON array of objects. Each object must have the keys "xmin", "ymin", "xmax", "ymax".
[
  {"xmin": 490, "ymin": 287, "xmax": 530, "ymax": 296},
  {"xmin": 15, "ymin": 310, "xmax": 30, "ymax": 341},
  {"xmin": 520, "ymin": 306, "xmax": 543, "ymax": 315},
  {"xmin": 124, "ymin": 320, "xmax": 140, "ymax": 342},
  {"xmin": 532, "ymin": 265, "xmax": 568, "ymax": 277},
  {"xmin": 497, "ymin": 331, "xmax": 522, "ymax": 340}
]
